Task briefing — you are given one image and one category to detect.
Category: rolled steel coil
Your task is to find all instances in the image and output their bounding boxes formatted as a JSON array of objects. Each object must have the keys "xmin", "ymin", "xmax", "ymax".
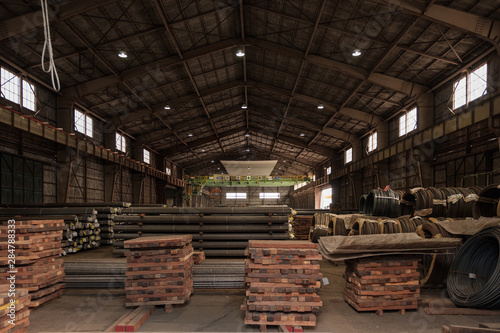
[
  {"xmin": 310, "ymin": 228, "xmax": 329, "ymax": 242},
  {"xmin": 332, "ymin": 217, "xmax": 350, "ymax": 236},
  {"xmin": 350, "ymin": 218, "xmax": 380, "ymax": 235},
  {"xmin": 441, "ymin": 187, "xmax": 463, "ymax": 218},
  {"xmin": 447, "ymin": 227, "xmax": 500, "ymax": 308},
  {"xmin": 473, "ymin": 184, "xmax": 500, "ymax": 219},
  {"xmin": 428, "ymin": 187, "xmax": 447, "ymax": 217},
  {"xmin": 365, "ymin": 189, "xmax": 400, "ymax": 218},
  {"xmin": 359, "ymin": 194, "xmax": 368, "ymax": 214},
  {"xmin": 402, "ymin": 188, "xmax": 433, "ymax": 217}
]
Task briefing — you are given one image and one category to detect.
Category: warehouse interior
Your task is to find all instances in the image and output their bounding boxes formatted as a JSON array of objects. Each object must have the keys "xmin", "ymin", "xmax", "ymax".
[{"xmin": 1, "ymin": 0, "xmax": 500, "ymax": 332}]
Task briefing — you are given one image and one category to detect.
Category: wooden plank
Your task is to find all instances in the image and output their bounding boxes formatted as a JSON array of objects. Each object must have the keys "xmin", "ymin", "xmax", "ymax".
[
  {"xmin": 104, "ymin": 309, "xmax": 137, "ymax": 332},
  {"xmin": 125, "ymin": 306, "xmax": 155, "ymax": 332},
  {"xmin": 445, "ymin": 325, "xmax": 500, "ymax": 333},
  {"xmin": 114, "ymin": 306, "xmax": 145, "ymax": 332}
]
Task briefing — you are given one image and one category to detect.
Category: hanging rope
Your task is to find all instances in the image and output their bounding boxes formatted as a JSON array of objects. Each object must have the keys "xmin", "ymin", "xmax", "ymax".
[{"xmin": 41, "ymin": 0, "xmax": 60, "ymax": 91}]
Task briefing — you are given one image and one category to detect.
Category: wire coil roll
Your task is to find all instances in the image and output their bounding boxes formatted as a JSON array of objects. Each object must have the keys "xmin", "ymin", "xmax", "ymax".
[{"xmin": 447, "ymin": 227, "xmax": 500, "ymax": 309}]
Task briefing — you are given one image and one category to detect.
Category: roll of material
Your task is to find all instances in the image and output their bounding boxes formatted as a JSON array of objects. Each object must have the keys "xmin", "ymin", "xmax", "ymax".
[
  {"xmin": 365, "ymin": 189, "xmax": 400, "ymax": 218},
  {"xmin": 447, "ymin": 227, "xmax": 500, "ymax": 308},
  {"xmin": 473, "ymin": 184, "xmax": 500, "ymax": 219},
  {"xmin": 113, "ymin": 215, "xmax": 288, "ymax": 224}
]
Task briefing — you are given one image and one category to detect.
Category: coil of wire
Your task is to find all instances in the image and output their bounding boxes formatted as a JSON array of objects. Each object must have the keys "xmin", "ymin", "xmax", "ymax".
[
  {"xmin": 417, "ymin": 221, "xmax": 456, "ymax": 286},
  {"xmin": 447, "ymin": 227, "xmax": 500, "ymax": 309},
  {"xmin": 359, "ymin": 194, "xmax": 368, "ymax": 214},
  {"xmin": 332, "ymin": 217, "xmax": 350, "ymax": 236},
  {"xmin": 365, "ymin": 189, "xmax": 400, "ymax": 218},
  {"xmin": 473, "ymin": 184, "xmax": 500, "ymax": 219}
]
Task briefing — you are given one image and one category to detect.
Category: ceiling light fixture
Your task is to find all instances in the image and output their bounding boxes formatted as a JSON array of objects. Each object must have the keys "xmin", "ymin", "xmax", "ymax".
[
  {"xmin": 201, "ymin": 149, "xmax": 205, "ymax": 152},
  {"xmin": 317, "ymin": 103, "xmax": 324, "ymax": 109},
  {"xmin": 245, "ymin": 149, "xmax": 250, "ymax": 152},
  {"xmin": 352, "ymin": 49, "xmax": 362, "ymax": 57},
  {"xmin": 211, "ymin": 160, "xmax": 214, "ymax": 163},
  {"xmin": 300, "ymin": 133, "xmax": 305, "ymax": 137},
  {"xmin": 241, "ymin": 103, "xmax": 248, "ymax": 109},
  {"xmin": 236, "ymin": 49, "xmax": 245, "ymax": 57},
  {"xmin": 244, "ymin": 132, "xmax": 250, "ymax": 137},
  {"xmin": 188, "ymin": 133, "xmax": 193, "ymax": 137},
  {"xmin": 164, "ymin": 105, "xmax": 170, "ymax": 110},
  {"xmin": 291, "ymin": 147, "xmax": 294, "ymax": 151},
  {"xmin": 118, "ymin": 51, "xmax": 128, "ymax": 58}
]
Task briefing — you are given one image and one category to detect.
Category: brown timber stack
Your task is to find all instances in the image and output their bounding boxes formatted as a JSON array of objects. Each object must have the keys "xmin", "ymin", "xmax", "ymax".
[
  {"xmin": 0, "ymin": 219, "xmax": 65, "ymax": 309},
  {"xmin": 124, "ymin": 235, "xmax": 194, "ymax": 307},
  {"xmin": 344, "ymin": 256, "xmax": 420, "ymax": 316},
  {"xmin": 242, "ymin": 240, "xmax": 323, "ymax": 330}
]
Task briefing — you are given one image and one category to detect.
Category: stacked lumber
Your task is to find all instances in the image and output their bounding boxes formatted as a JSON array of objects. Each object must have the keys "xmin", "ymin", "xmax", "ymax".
[
  {"xmin": 0, "ymin": 219, "xmax": 65, "ymax": 308},
  {"xmin": 292, "ymin": 216, "xmax": 313, "ymax": 240},
  {"xmin": 113, "ymin": 207, "xmax": 291, "ymax": 257},
  {"xmin": 192, "ymin": 251, "xmax": 205, "ymax": 264},
  {"xmin": 0, "ymin": 285, "xmax": 31, "ymax": 333},
  {"xmin": 344, "ymin": 256, "xmax": 420, "ymax": 316},
  {"xmin": 124, "ymin": 235, "xmax": 194, "ymax": 307},
  {"xmin": 242, "ymin": 240, "xmax": 323, "ymax": 329}
]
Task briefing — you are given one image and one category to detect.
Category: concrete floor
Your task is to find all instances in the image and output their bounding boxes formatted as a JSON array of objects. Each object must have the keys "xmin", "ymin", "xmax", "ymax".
[{"xmin": 29, "ymin": 253, "xmax": 500, "ymax": 333}]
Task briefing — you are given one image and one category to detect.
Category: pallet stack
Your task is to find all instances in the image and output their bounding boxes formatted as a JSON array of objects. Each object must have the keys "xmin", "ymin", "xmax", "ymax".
[
  {"xmin": 242, "ymin": 240, "xmax": 323, "ymax": 330},
  {"xmin": 292, "ymin": 216, "xmax": 313, "ymax": 240},
  {"xmin": 124, "ymin": 235, "xmax": 194, "ymax": 308},
  {"xmin": 343, "ymin": 256, "xmax": 420, "ymax": 316},
  {"xmin": 0, "ymin": 219, "xmax": 65, "ymax": 309},
  {"xmin": 0, "ymin": 285, "xmax": 31, "ymax": 333}
]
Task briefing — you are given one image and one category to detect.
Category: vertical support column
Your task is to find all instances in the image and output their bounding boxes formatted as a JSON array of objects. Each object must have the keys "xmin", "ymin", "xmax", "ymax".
[
  {"xmin": 350, "ymin": 170, "xmax": 363, "ymax": 210},
  {"xmin": 132, "ymin": 171, "xmax": 145, "ymax": 204},
  {"xmin": 330, "ymin": 179, "xmax": 341, "ymax": 211},
  {"xmin": 57, "ymin": 95, "xmax": 74, "ymax": 133},
  {"xmin": 417, "ymin": 92, "xmax": 435, "ymax": 131},
  {"xmin": 56, "ymin": 147, "xmax": 73, "ymax": 203},
  {"xmin": 104, "ymin": 162, "xmax": 118, "ymax": 202},
  {"xmin": 374, "ymin": 160, "xmax": 390, "ymax": 188}
]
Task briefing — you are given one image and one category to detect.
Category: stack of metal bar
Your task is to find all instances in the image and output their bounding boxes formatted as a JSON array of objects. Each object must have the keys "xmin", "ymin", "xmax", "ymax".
[
  {"xmin": 242, "ymin": 240, "xmax": 323, "ymax": 329},
  {"xmin": 64, "ymin": 258, "xmax": 246, "ymax": 289},
  {"xmin": 0, "ymin": 203, "xmax": 128, "ymax": 254},
  {"xmin": 0, "ymin": 218, "xmax": 65, "ymax": 308},
  {"xmin": 113, "ymin": 207, "xmax": 291, "ymax": 257},
  {"xmin": 124, "ymin": 235, "xmax": 194, "ymax": 307},
  {"xmin": 292, "ymin": 215, "xmax": 313, "ymax": 240}
]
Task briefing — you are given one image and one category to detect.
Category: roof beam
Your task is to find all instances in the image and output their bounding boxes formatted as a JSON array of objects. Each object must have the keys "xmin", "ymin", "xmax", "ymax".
[
  {"xmin": 369, "ymin": 0, "xmax": 500, "ymax": 52},
  {"xmin": 113, "ymin": 81, "xmax": 245, "ymax": 127},
  {"xmin": 246, "ymin": 37, "xmax": 429, "ymax": 99},
  {"xmin": 0, "ymin": 0, "xmax": 118, "ymax": 41},
  {"xmin": 136, "ymin": 106, "xmax": 244, "ymax": 145},
  {"xmin": 160, "ymin": 126, "xmax": 247, "ymax": 157},
  {"xmin": 63, "ymin": 38, "xmax": 241, "ymax": 100}
]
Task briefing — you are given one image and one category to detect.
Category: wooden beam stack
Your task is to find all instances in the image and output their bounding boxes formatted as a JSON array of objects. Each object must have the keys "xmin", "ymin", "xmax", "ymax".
[
  {"xmin": 344, "ymin": 256, "xmax": 420, "ymax": 316},
  {"xmin": 192, "ymin": 251, "xmax": 205, "ymax": 264},
  {"xmin": 0, "ymin": 285, "xmax": 30, "ymax": 333},
  {"xmin": 292, "ymin": 216, "xmax": 313, "ymax": 240},
  {"xmin": 242, "ymin": 240, "xmax": 323, "ymax": 330},
  {"xmin": 124, "ymin": 235, "xmax": 194, "ymax": 307},
  {"xmin": 0, "ymin": 219, "xmax": 65, "ymax": 309}
]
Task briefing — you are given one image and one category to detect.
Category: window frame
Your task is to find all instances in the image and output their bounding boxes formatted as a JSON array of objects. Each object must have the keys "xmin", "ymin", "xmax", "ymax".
[
  {"xmin": 74, "ymin": 109, "xmax": 93, "ymax": 138},
  {"xmin": 399, "ymin": 108, "xmax": 417, "ymax": 137},
  {"xmin": 143, "ymin": 149, "xmax": 150, "ymax": 164},
  {"xmin": 326, "ymin": 166, "xmax": 331, "ymax": 175},
  {"xmin": 1, "ymin": 67, "xmax": 20, "ymax": 105},
  {"xmin": 165, "ymin": 167, "xmax": 171, "ymax": 175},
  {"xmin": 345, "ymin": 147, "xmax": 353, "ymax": 164},
  {"xmin": 453, "ymin": 62, "xmax": 488, "ymax": 110},
  {"xmin": 367, "ymin": 132, "xmax": 377, "ymax": 153},
  {"xmin": 226, "ymin": 192, "xmax": 247, "ymax": 199},
  {"xmin": 259, "ymin": 192, "xmax": 280, "ymax": 199},
  {"xmin": 115, "ymin": 132, "xmax": 127, "ymax": 153},
  {"xmin": 22, "ymin": 79, "xmax": 35, "ymax": 111}
]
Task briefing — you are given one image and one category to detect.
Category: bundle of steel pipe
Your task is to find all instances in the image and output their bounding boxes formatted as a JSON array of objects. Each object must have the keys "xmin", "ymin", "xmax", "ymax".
[
  {"xmin": 293, "ymin": 209, "xmax": 330, "ymax": 215},
  {"xmin": 121, "ymin": 206, "xmax": 292, "ymax": 215},
  {"xmin": 64, "ymin": 259, "xmax": 245, "ymax": 289},
  {"xmin": 0, "ymin": 202, "xmax": 130, "ymax": 208},
  {"xmin": 114, "ymin": 207, "xmax": 291, "ymax": 257}
]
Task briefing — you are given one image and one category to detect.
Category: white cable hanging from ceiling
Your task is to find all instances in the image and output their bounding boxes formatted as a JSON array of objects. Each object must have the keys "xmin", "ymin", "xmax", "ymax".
[{"xmin": 41, "ymin": 0, "xmax": 60, "ymax": 91}]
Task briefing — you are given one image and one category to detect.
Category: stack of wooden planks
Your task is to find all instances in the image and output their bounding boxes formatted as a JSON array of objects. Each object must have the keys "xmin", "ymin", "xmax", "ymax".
[
  {"xmin": 123, "ymin": 235, "xmax": 194, "ymax": 307},
  {"xmin": 242, "ymin": 240, "xmax": 323, "ymax": 330},
  {"xmin": 192, "ymin": 251, "xmax": 205, "ymax": 264},
  {"xmin": 292, "ymin": 216, "xmax": 313, "ymax": 240},
  {"xmin": 0, "ymin": 285, "xmax": 31, "ymax": 333},
  {"xmin": 344, "ymin": 256, "xmax": 420, "ymax": 316},
  {"xmin": 0, "ymin": 219, "xmax": 65, "ymax": 309}
]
